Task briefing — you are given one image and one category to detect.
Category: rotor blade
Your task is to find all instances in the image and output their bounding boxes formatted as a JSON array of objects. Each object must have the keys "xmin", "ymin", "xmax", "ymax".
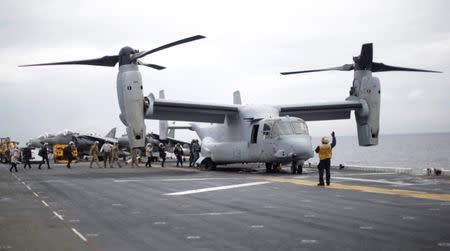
[
  {"xmin": 280, "ymin": 64, "xmax": 354, "ymax": 75},
  {"xmin": 130, "ymin": 35, "xmax": 206, "ymax": 61},
  {"xmin": 137, "ymin": 61, "xmax": 166, "ymax": 70},
  {"xmin": 19, "ymin": 55, "xmax": 120, "ymax": 67},
  {"xmin": 372, "ymin": 62, "xmax": 442, "ymax": 73}
]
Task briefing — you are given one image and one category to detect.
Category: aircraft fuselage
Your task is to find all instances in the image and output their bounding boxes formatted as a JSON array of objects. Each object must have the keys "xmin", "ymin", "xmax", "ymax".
[{"xmin": 192, "ymin": 105, "xmax": 314, "ymax": 165}]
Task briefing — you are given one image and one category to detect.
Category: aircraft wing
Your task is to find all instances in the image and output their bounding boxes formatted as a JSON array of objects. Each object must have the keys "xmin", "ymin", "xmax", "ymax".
[
  {"xmin": 146, "ymin": 98, "xmax": 239, "ymax": 123},
  {"xmin": 278, "ymin": 99, "xmax": 364, "ymax": 121},
  {"xmin": 76, "ymin": 134, "xmax": 118, "ymax": 145}
]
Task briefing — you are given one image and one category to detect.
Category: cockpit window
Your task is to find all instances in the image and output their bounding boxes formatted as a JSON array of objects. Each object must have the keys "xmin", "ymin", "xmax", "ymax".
[
  {"xmin": 272, "ymin": 121, "xmax": 293, "ymax": 135},
  {"xmin": 262, "ymin": 124, "xmax": 271, "ymax": 135},
  {"xmin": 291, "ymin": 122, "xmax": 308, "ymax": 134}
]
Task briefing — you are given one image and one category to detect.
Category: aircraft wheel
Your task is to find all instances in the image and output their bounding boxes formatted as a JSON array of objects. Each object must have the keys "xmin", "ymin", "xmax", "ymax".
[
  {"xmin": 273, "ymin": 163, "xmax": 281, "ymax": 173},
  {"xmin": 297, "ymin": 163, "xmax": 303, "ymax": 174},
  {"xmin": 265, "ymin": 162, "xmax": 273, "ymax": 173},
  {"xmin": 291, "ymin": 161, "xmax": 297, "ymax": 175},
  {"xmin": 202, "ymin": 158, "xmax": 216, "ymax": 171}
]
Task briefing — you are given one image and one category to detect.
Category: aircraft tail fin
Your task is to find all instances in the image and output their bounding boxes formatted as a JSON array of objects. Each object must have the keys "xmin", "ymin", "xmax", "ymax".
[
  {"xmin": 158, "ymin": 90, "xmax": 169, "ymax": 140},
  {"xmin": 233, "ymin": 90, "xmax": 242, "ymax": 105},
  {"xmin": 168, "ymin": 128, "xmax": 175, "ymax": 138},
  {"xmin": 105, "ymin": 127, "xmax": 117, "ymax": 138},
  {"xmin": 166, "ymin": 124, "xmax": 193, "ymax": 139}
]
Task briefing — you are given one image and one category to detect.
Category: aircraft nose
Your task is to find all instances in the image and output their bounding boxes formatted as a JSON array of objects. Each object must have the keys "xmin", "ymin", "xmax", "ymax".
[{"xmin": 277, "ymin": 135, "xmax": 313, "ymax": 159}]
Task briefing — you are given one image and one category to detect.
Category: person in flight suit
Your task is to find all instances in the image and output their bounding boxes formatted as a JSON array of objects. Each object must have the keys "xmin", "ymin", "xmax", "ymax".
[
  {"xmin": 130, "ymin": 148, "xmax": 140, "ymax": 167},
  {"xmin": 111, "ymin": 142, "xmax": 122, "ymax": 168},
  {"xmin": 89, "ymin": 141, "xmax": 101, "ymax": 168},
  {"xmin": 188, "ymin": 139, "xmax": 195, "ymax": 167},
  {"xmin": 315, "ymin": 131, "xmax": 336, "ymax": 186},
  {"xmin": 22, "ymin": 143, "xmax": 33, "ymax": 169},
  {"xmin": 192, "ymin": 140, "xmax": 201, "ymax": 166},
  {"xmin": 38, "ymin": 142, "xmax": 51, "ymax": 169},
  {"xmin": 158, "ymin": 143, "xmax": 166, "ymax": 167}
]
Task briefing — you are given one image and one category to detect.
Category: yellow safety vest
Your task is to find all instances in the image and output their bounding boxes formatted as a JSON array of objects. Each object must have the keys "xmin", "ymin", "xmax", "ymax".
[{"xmin": 318, "ymin": 144, "xmax": 332, "ymax": 160}]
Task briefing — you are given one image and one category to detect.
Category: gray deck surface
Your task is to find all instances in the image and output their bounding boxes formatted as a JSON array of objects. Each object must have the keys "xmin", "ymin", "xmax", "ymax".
[{"xmin": 1, "ymin": 161, "xmax": 449, "ymax": 251}]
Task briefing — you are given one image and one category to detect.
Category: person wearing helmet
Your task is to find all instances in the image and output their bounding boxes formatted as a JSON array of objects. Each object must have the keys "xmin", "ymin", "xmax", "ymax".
[
  {"xmin": 89, "ymin": 141, "xmax": 101, "ymax": 168},
  {"xmin": 38, "ymin": 142, "xmax": 51, "ymax": 169},
  {"xmin": 145, "ymin": 143, "xmax": 153, "ymax": 167},
  {"xmin": 315, "ymin": 131, "xmax": 336, "ymax": 186},
  {"xmin": 22, "ymin": 143, "xmax": 33, "ymax": 169},
  {"xmin": 158, "ymin": 143, "xmax": 166, "ymax": 167}
]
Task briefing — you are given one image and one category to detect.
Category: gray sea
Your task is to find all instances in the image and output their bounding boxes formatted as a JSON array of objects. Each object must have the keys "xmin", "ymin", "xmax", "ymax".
[{"xmin": 312, "ymin": 133, "xmax": 450, "ymax": 173}]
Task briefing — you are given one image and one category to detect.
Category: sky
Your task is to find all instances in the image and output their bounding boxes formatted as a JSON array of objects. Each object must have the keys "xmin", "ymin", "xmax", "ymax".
[{"xmin": 0, "ymin": 0, "xmax": 449, "ymax": 144}]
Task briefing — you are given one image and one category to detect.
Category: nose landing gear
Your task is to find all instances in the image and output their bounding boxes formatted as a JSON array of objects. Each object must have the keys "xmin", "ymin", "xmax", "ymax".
[{"xmin": 291, "ymin": 160, "xmax": 303, "ymax": 175}]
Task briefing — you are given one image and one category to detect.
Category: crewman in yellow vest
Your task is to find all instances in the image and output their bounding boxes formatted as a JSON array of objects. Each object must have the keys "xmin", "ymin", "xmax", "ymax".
[{"xmin": 315, "ymin": 131, "xmax": 336, "ymax": 186}]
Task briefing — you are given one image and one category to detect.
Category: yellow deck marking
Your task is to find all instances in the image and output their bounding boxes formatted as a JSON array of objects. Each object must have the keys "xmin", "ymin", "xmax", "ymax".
[{"xmin": 263, "ymin": 177, "xmax": 450, "ymax": 202}]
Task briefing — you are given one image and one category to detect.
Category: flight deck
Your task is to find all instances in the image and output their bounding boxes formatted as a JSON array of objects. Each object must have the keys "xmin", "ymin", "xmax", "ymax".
[{"xmin": 1, "ymin": 162, "xmax": 449, "ymax": 251}]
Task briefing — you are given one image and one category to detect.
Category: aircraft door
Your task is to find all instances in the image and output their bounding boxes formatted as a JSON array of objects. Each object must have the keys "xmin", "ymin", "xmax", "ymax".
[
  {"xmin": 248, "ymin": 123, "xmax": 260, "ymax": 161},
  {"xmin": 260, "ymin": 122, "xmax": 275, "ymax": 161},
  {"xmin": 250, "ymin": 124, "xmax": 259, "ymax": 144}
]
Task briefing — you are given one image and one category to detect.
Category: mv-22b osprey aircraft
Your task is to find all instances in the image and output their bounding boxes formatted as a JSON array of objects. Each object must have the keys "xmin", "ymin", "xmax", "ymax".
[
  {"xmin": 21, "ymin": 42, "xmax": 440, "ymax": 174},
  {"xmin": 145, "ymin": 43, "xmax": 440, "ymax": 173}
]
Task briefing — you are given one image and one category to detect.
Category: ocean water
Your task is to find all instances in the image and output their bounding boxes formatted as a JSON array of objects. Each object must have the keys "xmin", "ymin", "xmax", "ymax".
[{"xmin": 311, "ymin": 133, "xmax": 450, "ymax": 173}]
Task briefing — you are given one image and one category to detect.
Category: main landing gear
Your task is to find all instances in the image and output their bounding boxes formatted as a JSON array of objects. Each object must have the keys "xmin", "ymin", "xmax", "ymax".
[
  {"xmin": 265, "ymin": 161, "xmax": 303, "ymax": 175},
  {"xmin": 200, "ymin": 158, "xmax": 216, "ymax": 171},
  {"xmin": 265, "ymin": 162, "xmax": 282, "ymax": 173}
]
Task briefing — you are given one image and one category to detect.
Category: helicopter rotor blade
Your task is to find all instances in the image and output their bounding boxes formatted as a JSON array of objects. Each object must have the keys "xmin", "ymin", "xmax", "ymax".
[
  {"xmin": 371, "ymin": 63, "xmax": 442, "ymax": 73},
  {"xmin": 280, "ymin": 64, "xmax": 354, "ymax": 75},
  {"xmin": 19, "ymin": 55, "xmax": 120, "ymax": 67},
  {"xmin": 137, "ymin": 61, "xmax": 166, "ymax": 70},
  {"xmin": 130, "ymin": 35, "xmax": 206, "ymax": 61}
]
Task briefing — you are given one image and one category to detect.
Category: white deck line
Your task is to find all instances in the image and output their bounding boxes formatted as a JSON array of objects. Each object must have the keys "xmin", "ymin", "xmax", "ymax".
[
  {"xmin": 41, "ymin": 200, "xmax": 49, "ymax": 207},
  {"xmin": 114, "ymin": 177, "xmax": 236, "ymax": 183},
  {"xmin": 165, "ymin": 181, "xmax": 271, "ymax": 195},
  {"xmin": 71, "ymin": 228, "xmax": 88, "ymax": 242},
  {"xmin": 53, "ymin": 211, "xmax": 64, "ymax": 220}
]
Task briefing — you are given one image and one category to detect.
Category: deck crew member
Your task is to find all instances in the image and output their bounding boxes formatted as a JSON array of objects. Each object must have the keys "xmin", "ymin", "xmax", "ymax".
[
  {"xmin": 89, "ymin": 141, "xmax": 101, "ymax": 168},
  {"xmin": 145, "ymin": 143, "xmax": 153, "ymax": 167},
  {"xmin": 9, "ymin": 146, "xmax": 21, "ymax": 172},
  {"xmin": 38, "ymin": 143, "xmax": 51, "ymax": 169},
  {"xmin": 192, "ymin": 140, "xmax": 201, "ymax": 166},
  {"xmin": 174, "ymin": 143, "xmax": 183, "ymax": 167},
  {"xmin": 22, "ymin": 143, "xmax": 33, "ymax": 169},
  {"xmin": 111, "ymin": 142, "xmax": 122, "ymax": 168},
  {"xmin": 188, "ymin": 140, "xmax": 195, "ymax": 167},
  {"xmin": 65, "ymin": 141, "xmax": 75, "ymax": 168},
  {"xmin": 158, "ymin": 143, "xmax": 166, "ymax": 167},
  {"xmin": 315, "ymin": 131, "xmax": 336, "ymax": 186},
  {"xmin": 100, "ymin": 142, "xmax": 113, "ymax": 168},
  {"xmin": 130, "ymin": 148, "xmax": 140, "ymax": 167}
]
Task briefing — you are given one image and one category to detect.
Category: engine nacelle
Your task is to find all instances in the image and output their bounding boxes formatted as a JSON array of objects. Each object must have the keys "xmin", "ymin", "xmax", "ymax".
[{"xmin": 351, "ymin": 72, "xmax": 381, "ymax": 146}]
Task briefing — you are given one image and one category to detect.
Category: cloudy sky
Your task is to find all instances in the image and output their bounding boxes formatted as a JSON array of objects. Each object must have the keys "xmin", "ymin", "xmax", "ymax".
[{"xmin": 0, "ymin": 0, "xmax": 449, "ymax": 144}]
